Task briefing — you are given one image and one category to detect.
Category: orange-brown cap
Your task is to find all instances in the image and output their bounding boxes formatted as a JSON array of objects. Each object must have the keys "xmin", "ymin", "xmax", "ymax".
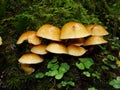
[
  {"xmin": 86, "ymin": 24, "xmax": 109, "ymax": 36},
  {"xmin": 60, "ymin": 22, "xmax": 91, "ymax": 39},
  {"xmin": 17, "ymin": 31, "xmax": 41, "ymax": 45},
  {"xmin": 67, "ymin": 45, "xmax": 87, "ymax": 56},
  {"xmin": 18, "ymin": 53, "xmax": 43, "ymax": 64},
  {"xmin": 84, "ymin": 36, "xmax": 107, "ymax": 46},
  {"xmin": 46, "ymin": 42, "xmax": 67, "ymax": 54},
  {"xmin": 37, "ymin": 24, "xmax": 61, "ymax": 41},
  {"xmin": 31, "ymin": 44, "xmax": 48, "ymax": 55},
  {"xmin": 21, "ymin": 64, "xmax": 35, "ymax": 74}
]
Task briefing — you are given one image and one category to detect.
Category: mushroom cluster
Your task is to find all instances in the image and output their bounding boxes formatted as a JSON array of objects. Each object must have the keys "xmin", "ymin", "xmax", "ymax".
[{"xmin": 17, "ymin": 22, "xmax": 109, "ymax": 74}]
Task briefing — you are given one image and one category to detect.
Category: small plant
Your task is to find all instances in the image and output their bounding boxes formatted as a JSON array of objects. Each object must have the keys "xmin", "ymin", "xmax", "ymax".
[
  {"xmin": 35, "ymin": 57, "xmax": 70, "ymax": 80},
  {"xmin": 76, "ymin": 58, "xmax": 94, "ymax": 70},
  {"xmin": 109, "ymin": 76, "xmax": 120, "ymax": 89},
  {"xmin": 60, "ymin": 81, "xmax": 75, "ymax": 87},
  {"xmin": 76, "ymin": 58, "xmax": 94, "ymax": 77},
  {"xmin": 76, "ymin": 58, "xmax": 101, "ymax": 79}
]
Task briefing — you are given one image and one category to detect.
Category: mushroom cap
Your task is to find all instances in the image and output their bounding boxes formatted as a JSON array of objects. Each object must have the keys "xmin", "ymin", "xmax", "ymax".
[
  {"xmin": 67, "ymin": 45, "xmax": 87, "ymax": 56},
  {"xmin": 21, "ymin": 64, "xmax": 35, "ymax": 74},
  {"xmin": 18, "ymin": 53, "xmax": 43, "ymax": 64},
  {"xmin": 0, "ymin": 36, "xmax": 2, "ymax": 45},
  {"xmin": 84, "ymin": 36, "xmax": 107, "ymax": 46},
  {"xmin": 17, "ymin": 31, "xmax": 41, "ymax": 45},
  {"xmin": 31, "ymin": 44, "xmax": 48, "ymax": 55},
  {"xmin": 67, "ymin": 38, "xmax": 85, "ymax": 46},
  {"xmin": 46, "ymin": 42, "xmax": 67, "ymax": 54},
  {"xmin": 60, "ymin": 22, "xmax": 91, "ymax": 39},
  {"xmin": 86, "ymin": 24, "xmax": 109, "ymax": 36},
  {"xmin": 37, "ymin": 24, "xmax": 61, "ymax": 41}
]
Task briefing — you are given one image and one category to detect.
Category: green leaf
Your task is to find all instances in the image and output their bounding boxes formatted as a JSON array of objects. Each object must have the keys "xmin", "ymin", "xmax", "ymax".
[
  {"xmin": 67, "ymin": 81, "xmax": 75, "ymax": 86},
  {"xmin": 92, "ymin": 72, "xmax": 101, "ymax": 79},
  {"xmin": 59, "ymin": 63, "xmax": 70, "ymax": 73},
  {"xmin": 107, "ymin": 55, "xmax": 116, "ymax": 61},
  {"xmin": 47, "ymin": 57, "xmax": 59, "ymax": 70},
  {"xmin": 60, "ymin": 81, "xmax": 75, "ymax": 87},
  {"xmin": 60, "ymin": 63, "xmax": 70, "ymax": 71},
  {"xmin": 45, "ymin": 70, "xmax": 58, "ymax": 76},
  {"xmin": 51, "ymin": 57, "xmax": 58, "ymax": 63},
  {"xmin": 51, "ymin": 64, "xmax": 59, "ymax": 70},
  {"xmin": 76, "ymin": 62, "xmax": 85, "ymax": 70},
  {"xmin": 109, "ymin": 76, "xmax": 120, "ymax": 88},
  {"xmin": 83, "ymin": 71, "xmax": 91, "ymax": 77},
  {"xmin": 35, "ymin": 72, "xmax": 45, "ymax": 78},
  {"xmin": 60, "ymin": 81, "xmax": 67, "ymax": 86},
  {"xmin": 55, "ymin": 73, "xmax": 64, "ymax": 80},
  {"xmin": 59, "ymin": 67, "xmax": 66, "ymax": 73},
  {"xmin": 79, "ymin": 58, "xmax": 94, "ymax": 69},
  {"xmin": 47, "ymin": 63, "xmax": 59, "ymax": 70}
]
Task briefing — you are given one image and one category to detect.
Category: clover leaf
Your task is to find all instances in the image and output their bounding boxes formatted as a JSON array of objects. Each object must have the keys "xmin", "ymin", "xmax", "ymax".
[{"xmin": 109, "ymin": 76, "xmax": 120, "ymax": 89}]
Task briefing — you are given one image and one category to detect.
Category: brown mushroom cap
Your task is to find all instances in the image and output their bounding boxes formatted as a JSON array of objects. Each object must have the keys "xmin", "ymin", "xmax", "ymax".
[
  {"xmin": 37, "ymin": 24, "xmax": 61, "ymax": 41},
  {"xmin": 17, "ymin": 31, "xmax": 41, "ymax": 45},
  {"xmin": 60, "ymin": 22, "xmax": 91, "ymax": 39},
  {"xmin": 31, "ymin": 44, "xmax": 48, "ymax": 55},
  {"xmin": 86, "ymin": 24, "xmax": 109, "ymax": 36},
  {"xmin": 84, "ymin": 36, "xmax": 107, "ymax": 46},
  {"xmin": 18, "ymin": 53, "xmax": 43, "ymax": 64},
  {"xmin": 67, "ymin": 45, "xmax": 87, "ymax": 56},
  {"xmin": 21, "ymin": 64, "xmax": 35, "ymax": 74},
  {"xmin": 46, "ymin": 42, "xmax": 67, "ymax": 54}
]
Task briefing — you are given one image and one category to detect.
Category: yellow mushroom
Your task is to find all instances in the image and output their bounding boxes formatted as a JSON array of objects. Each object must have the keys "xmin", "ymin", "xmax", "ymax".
[
  {"xmin": 37, "ymin": 24, "xmax": 61, "ymax": 41},
  {"xmin": 17, "ymin": 31, "xmax": 41, "ymax": 45},
  {"xmin": 60, "ymin": 22, "xmax": 91, "ymax": 39}
]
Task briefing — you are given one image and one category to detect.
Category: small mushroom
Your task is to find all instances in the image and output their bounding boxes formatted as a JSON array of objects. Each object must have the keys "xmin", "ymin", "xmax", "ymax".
[
  {"xmin": 18, "ymin": 53, "xmax": 43, "ymax": 64},
  {"xmin": 18, "ymin": 53, "xmax": 44, "ymax": 74},
  {"xmin": 86, "ymin": 24, "xmax": 109, "ymax": 36},
  {"xmin": 67, "ymin": 45, "xmax": 87, "ymax": 56},
  {"xmin": 46, "ymin": 42, "xmax": 67, "ymax": 54},
  {"xmin": 17, "ymin": 31, "xmax": 41, "ymax": 45},
  {"xmin": 31, "ymin": 44, "xmax": 48, "ymax": 55},
  {"xmin": 84, "ymin": 36, "xmax": 107, "ymax": 46},
  {"xmin": 0, "ymin": 36, "xmax": 2, "ymax": 45},
  {"xmin": 60, "ymin": 22, "xmax": 91, "ymax": 39},
  {"xmin": 37, "ymin": 24, "xmax": 61, "ymax": 41}
]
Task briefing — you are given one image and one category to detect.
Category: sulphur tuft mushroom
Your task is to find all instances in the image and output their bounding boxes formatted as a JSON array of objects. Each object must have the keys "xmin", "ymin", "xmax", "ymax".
[
  {"xmin": 46, "ymin": 42, "xmax": 68, "ymax": 54},
  {"xmin": 60, "ymin": 22, "xmax": 91, "ymax": 39},
  {"xmin": 84, "ymin": 36, "xmax": 107, "ymax": 46},
  {"xmin": 67, "ymin": 45, "xmax": 87, "ymax": 56},
  {"xmin": 31, "ymin": 44, "xmax": 48, "ymax": 55},
  {"xmin": 18, "ymin": 53, "xmax": 43, "ymax": 64},
  {"xmin": 17, "ymin": 31, "xmax": 41, "ymax": 45},
  {"xmin": 86, "ymin": 24, "xmax": 109, "ymax": 36},
  {"xmin": 18, "ymin": 53, "xmax": 44, "ymax": 74},
  {"xmin": 37, "ymin": 24, "xmax": 61, "ymax": 41}
]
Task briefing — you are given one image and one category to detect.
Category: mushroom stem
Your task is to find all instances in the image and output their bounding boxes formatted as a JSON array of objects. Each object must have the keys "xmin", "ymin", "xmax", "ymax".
[{"xmin": 21, "ymin": 64, "xmax": 35, "ymax": 74}]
